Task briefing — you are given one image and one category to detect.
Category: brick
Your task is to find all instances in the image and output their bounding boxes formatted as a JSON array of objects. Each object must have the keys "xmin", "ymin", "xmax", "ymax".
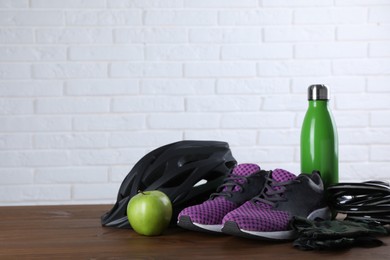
[
  {"xmin": 185, "ymin": 62, "xmax": 256, "ymax": 77},
  {"xmin": 219, "ymin": 9, "xmax": 292, "ymax": 25},
  {"xmin": 332, "ymin": 111, "xmax": 369, "ymax": 127},
  {"xmin": 184, "ymin": 130, "xmax": 257, "ymax": 146},
  {"xmin": 73, "ymin": 115, "xmax": 145, "ymax": 131},
  {"xmin": 263, "ymin": 0, "xmax": 333, "ymax": 6},
  {"xmin": 148, "ymin": 113, "xmax": 220, "ymax": 129},
  {"xmin": 146, "ymin": 45, "xmax": 219, "ymax": 61},
  {"xmin": 31, "ymin": 0, "xmax": 105, "ymax": 8},
  {"xmin": 340, "ymin": 145, "xmax": 369, "ymax": 162},
  {"xmin": 36, "ymin": 97, "xmax": 110, "ymax": 114},
  {"xmin": 221, "ymin": 44, "xmax": 292, "ymax": 60},
  {"xmin": 262, "ymin": 95, "xmax": 306, "ymax": 111},
  {"xmin": 333, "ymin": 59, "xmax": 390, "ymax": 75},
  {"xmin": 66, "ymin": 79, "xmax": 139, "ymax": 96},
  {"xmin": 110, "ymin": 131, "xmax": 182, "ymax": 147},
  {"xmin": 369, "ymin": 7, "xmax": 390, "ymax": 23},
  {"xmin": 0, "ymin": 168, "xmax": 33, "ymax": 184},
  {"xmin": 33, "ymin": 63, "xmax": 107, "ymax": 79},
  {"xmin": 295, "ymin": 43, "xmax": 367, "ymax": 58},
  {"xmin": 110, "ymin": 165, "xmax": 132, "ymax": 182},
  {"xmin": 371, "ymin": 111, "xmax": 390, "ymax": 126},
  {"xmin": 108, "ymin": 0, "xmax": 183, "ymax": 8},
  {"xmin": 0, "ymin": 11, "xmax": 63, "ymax": 26},
  {"xmin": 145, "ymin": 10, "xmax": 218, "ymax": 26},
  {"xmin": 221, "ymin": 112, "xmax": 294, "ymax": 128},
  {"xmin": 294, "ymin": 8, "xmax": 367, "ymax": 24},
  {"xmin": 186, "ymin": 96, "xmax": 262, "ymax": 112},
  {"xmin": 291, "ymin": 77, "xmax": 366, "ymax": 93},
  {"xmin": 0, "ymin": 150, "xmax": 70, "ymax": 167},
  {"xmin": 0, "ymin": 0, "xmax": 28, "ymax": 8},
  {"xmin": 341, "ymin": 163, "xmax": 390, "ymax": 182},
  {"xmin": 339, "ymin": 129, "xmax": 390, "ymax": 144},
  {"xmin": 233, "ymin": 147, "xmax": 295, "ymax": 163},
  {"xmin": 36, "ymin": 28, "xmax": 112, "ymax": 44},
  {"xmin": 35, "ymin": 167, "xmax": 108, "ymax": 184},
  {"xmin": 184, "ymin": 0, "xmax": 258, "ymax": 8},
  {"xmin": 141, "ymin": 79, "xmax": 215, "ymax": 95},
  {"xmin": 336, "ymin": 93, "xmax": 390, "ymax": 110},
  {"xmin": 369, "ymin": 42, "xmax": 390, "ymax": 57},
  {"xmin": 0, "ymin": 46, "xmax": 66, "ymax": 61},
  {"xmin": 0, "ymin": 134, "xmax": 32, "ymax": 149},
  {"xmin": 34, "ymin": 133, "xmax": 108, "ymax": 149},
  {"xmin": 70, "ymin": 148, "xmax": 145, "ymax": 165},
  {"xmin": 367, "ymin": 77, "xmax": 390, "ymax": 92},
  {"xmin": 0, "ymin": 98, "xmax": 33, "ymax": 114},
  {"xmin": 217, "ymin": 79, "xmax": 289, "ymax": 94},
  {"xmin": 112, "ymin": 96, "xmax": 184, "ymax": 112},
  {"xmin": 0, "ymin": 80, "xmax": 63, "ymax": 97},
  {"xmin": 0, "ymin": 28, "xmax": 33, "ymax": 43},
  {"xmin": 110, "ymin": 62, "xmax": 182, "ymax": 78},
  {"xmin": 115, "ymin": 28, "xmax": 188, "ymax": 44},
  {"xmin": 258, "ymin": 129, "xmax": 300, "ymax": 145},
  {"xmin": 337, "ymin": 25, "xmax": 390, "ymax": 40},
  {"xmin": 371, "ymin": 146, "xmax": 390, "ymax": 161},
  {"xmin": 190, "ymin": 28, "xmax": 261, "ymax": 43},
  {"xmin": 72, "ymin": 183, "xmax": 118, "ymax": 200},
  {"xmin": 265, "ymin": 26, "xmax": 334, "ymax": 42},
  {"xmin": 69, "ymin": 46, "xmax": 144, "ymax": 61},
  {"xmin": 0, "ymin": 116, "xmax": 71, "ymax": 132},
  {"xmin": 0, "ymin": 64, "xmax": 30, "ymax": 79},
  {"xmin": 336, "ymin": 0, "xmax": 390, "ymax": 5},
  {"xmin": 0, "ymin": 185, "xmax": 71, "ymax": 202},
  {"xmin": 66, "ymin": 10, "xmax": 142, "ymax": 26},
  {"xmin": 258, "ymin": 60, "xmax": 331, "ymax": 76}
]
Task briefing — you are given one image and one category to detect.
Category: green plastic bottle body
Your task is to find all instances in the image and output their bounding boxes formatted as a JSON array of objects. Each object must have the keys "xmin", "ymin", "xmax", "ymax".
[{"xmin": 300, "ymin": 100, "xmax": 338, "ymax": 187}]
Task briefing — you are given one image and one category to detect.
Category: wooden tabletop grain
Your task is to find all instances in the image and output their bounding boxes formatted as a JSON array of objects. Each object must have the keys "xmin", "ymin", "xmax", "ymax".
[{"xmin": 0, "ymin": 205, "xmax": 389, "ymax": 259}]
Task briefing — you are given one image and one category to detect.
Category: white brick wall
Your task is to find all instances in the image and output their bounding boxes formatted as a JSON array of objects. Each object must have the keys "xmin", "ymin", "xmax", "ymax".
[{"xmin": 1, "ymin": 0, "xmax": 390, "ymax": 205}]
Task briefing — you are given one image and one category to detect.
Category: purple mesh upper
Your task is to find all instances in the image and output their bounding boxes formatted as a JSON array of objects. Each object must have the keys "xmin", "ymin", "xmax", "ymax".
[
  {"xmin": 222, "ymin": 168, "xmax": 297, "ymax": 232},
  {"xmin": 178, "ymin": 163, "xmax": 260, "ymax": 225}
]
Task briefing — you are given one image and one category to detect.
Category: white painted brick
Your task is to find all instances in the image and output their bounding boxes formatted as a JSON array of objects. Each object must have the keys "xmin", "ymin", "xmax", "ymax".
[
  {"xmin": 190, "ymin": 28, "xmax": 261, "ymax": 44},
  {"xmin": 221, "ymin": 112, "xmax": 295, "ymax": 129},
  {"xmin": 0, "ymin": 11, "xmax": 63, "ymax": 26},
  {"xmin": 262, "ymin": 95, "xmax": 306, "ymax": 111},
  {"xmin": 219, "ymin": 9, "xmax": 292, "ymax": 25},
  {"xmin": 0, "ymin": 28, "xmax": 33, "ymax": 43},
  {"xmin": 112, "ymin": 96, "xmax": 184, "ymax": 112},
  {"xmin": 0, "ymin": 168, "xmax": 33, "ymax": 184},
  {"xmin": 146, "ymin": 45, "xmax": 219, "ymax": 61},
  {"xmin": 108, "ymin": 0, "xmax": 183, "ymax": 8},
  {"xmin": 335, "ymin": 0, "xmax": 390, "ymax": 5},
  {"xmin": 369, "ymin": 7, "xmax": 390, "ymax": 23},
  {"xmin": 70, "ymin": 148, "xmax": 145, "ymax": 166},
  {"xmin": 371, "ymin": 112, "xmax": 390, "ymax": 126},
  {"xmin": 148, "ymin": 113, "xmax": 220, "ymax": 129},
  {"xmin": 264, "ymin": 26, "xmax": 335, "ymax": 42},
  {"xmin": 336, "ymin": 93, "xmax": 390, "ymax": 110},
  {"xmin": 291, "ymin": 77, "xmax": 366, "ymax": 94},
  {"xmin": 36, "ymin": 97, "xmax": 109, "ymax": 114},
  {"xmin": 0, "ymin": 150, "xmax": 70, "ymax": 167},
  {"xmin": 0, "ymin": 64, "xmax": 30, "ymax": 79},
  {"xmin": 69, "ymin": 46, "xmax": 144, "ymax": 61},
  {"xmin": 333, "ymin": 59, "xmax": 390, "ymax": 75},
  {"xmin": 110, "ymin": 165, "xmax": 132, "ymax": 183},
  {"xmin": 35, "ymin": 167, "xmax": 108, "ymax": 184},
  {"xmin": 258, "ymin": 129, "xmax": 300, "ymax": 145},
  {"xmin": 184, "ymin": 0, "xmax": 258, "ymax": 8},
  {"xmin": 295, "ymin": 43, "xmax": 367, "ymax": 59},
  {"xmin": 33, "ymin": 63, "xmax": 107, "ymax": 79},
  {"xmin": 340, "ymin": 145, "xmax": 369, "ymax": 162},
  {"xmin": 0, "ymin": 0, "xmax": 28, "ymax": 8},
  {"xmin": 367, "ymin": 77, "xmax": 390, "ymax": 92},
  {"xmin": 36, "ymin": 28, "xmax": 112, "ymax": 44},
  {"xmin": 110, "ymin": 131, "xmax": 182, "ymax": 147},
  {"xmin": 66, "ymin": 10, "xmax": 142, "ymax": 26},
  {"xmin": 0, "ymin": 46, "xmax": 66, "ymax": 61},
  {"xmin": 0, "ymin": 80, "xmax": 63, "ymax": 97},
  {"xmin": 0, "ymin": 185, "xmax": 71, "ymax": 202},
  {"xmin": 110, "ymin": 62, "xmax": 182, "ymax": 78},
  {"xmin": 0, "ymin": 98, "xmax": 33, "ymax": 114},
  {"xmin": 222, "ymin": 44, "xmax": 292, "ymax": 60},
  {"xmin": 340, "ymin": 162, "xmax": 390, "ymax": 182},
  {"xmin": 339, "ymin": 129, "xmax": 390, "ymax": 145},
  {"xmin": 66, "ymin": 79, "xmax": 139, "ymax": 96},
  {"xmin": 258, "ymin": 61, "xmax": 331, "ymax": 76},
  {"xmin": 0, "ymin": 134, "xmax": 32, "ymax": 149},
  {"xmin": 294, "ymin": 8, "xmax": 367, "ymax": 24},
  {"xmin": 332, "ymin": 111, "xmax": 369, "ymax": 127},
  {"xmin": 73, "ymin": 115, "xmax": 145, "ymax": 131},
  {"xmin": 115, "ymin": 28, "xmax": 188, "ymax": 44},
  {"xmin": 73, "ymin": 183, "xmax": 118, "ymax": 200},
  {"xmin": 337, "ymin": 25, "xmax": 390, "ymax": 40},
  {"xmin": 184, "ymin": 130, "xmax": 257, "ymax": 146},
  {"xmin": 233, "ymin": 147, "xmax": 295, "ymax": 163},
  {"xmin": 371, "ymin": 146, "xmax": 390, "ymax": 161},
  {"xmin": 31, "ymin": 0, "xmax": 105, "ymax": 8},
  {"xmin": 217, "ymin": 79, "xmax": 289, "ymax": 94},
  {"xmin": 186, "ymin": 96, "xmax": 262, "ymax": 112},
  {"xmin": 141, "ymin": 79, "xmax": 215, "ymax": 95},
  {"xmin": 34, "ymin": 133, "xmax": 108, "ymax": 149},
  {"xmin": 185, "ymin": 62, "xmax": 256, "ymax": 77},
  {"xmin": 0, "ymin": 116, "xmax": 71, "ymax": 132},
  {"xmin": 263, "ymin": 0, "xmax": 333, "ymax": 6},
  {"xmin": 370, "ymin": 42, "xmax": 390, "ymax": 57},
  {"xmin": 145, "ymin": 10, "xmax": 218, "ymax": 26}
]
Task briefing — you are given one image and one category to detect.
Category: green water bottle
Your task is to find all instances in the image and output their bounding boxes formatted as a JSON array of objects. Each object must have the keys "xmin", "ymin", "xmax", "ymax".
[{"xmin": 300, "ymin": 85, "xmax": 338, "ymax": 187}]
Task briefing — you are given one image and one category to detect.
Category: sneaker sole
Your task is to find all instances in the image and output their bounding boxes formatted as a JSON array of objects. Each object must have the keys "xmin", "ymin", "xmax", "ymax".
[
  {"xmin": 177, "ymin": 216, "xmax": 223, "ymax": 234},
  {"xmin": 222, "ymin": 207, "xmax": 332, "ymax": 241}
]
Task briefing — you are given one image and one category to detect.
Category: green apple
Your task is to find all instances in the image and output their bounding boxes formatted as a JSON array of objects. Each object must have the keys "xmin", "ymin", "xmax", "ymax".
[{"xmin": 127, "ymin": 190, "xmax": 172, "ymax": 236}]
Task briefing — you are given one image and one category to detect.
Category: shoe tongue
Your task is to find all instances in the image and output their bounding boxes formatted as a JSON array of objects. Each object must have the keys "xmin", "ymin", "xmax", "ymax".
[
  {"xmin": 232, "ymin": 163, "xmax": 260, "ymax": 177},
  {"xmin": 271, "ymin": 168, "xmax": 296, "ymax": 182}
]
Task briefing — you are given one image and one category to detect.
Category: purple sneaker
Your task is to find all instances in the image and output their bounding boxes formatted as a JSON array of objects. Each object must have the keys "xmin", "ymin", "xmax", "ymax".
[
  {"xmin": 177, "ymin": 164, "xmax": 270, "ymax": 233},
  {"xmin": 221, "ymin": 169, "xmax": 331, "ymax": 240}
]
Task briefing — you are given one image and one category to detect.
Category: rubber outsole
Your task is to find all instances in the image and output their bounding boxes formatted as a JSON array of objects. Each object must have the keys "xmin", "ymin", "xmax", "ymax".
[{"xmin": 177, "ymin": 216, "xmax": 223, "ymax": 234}]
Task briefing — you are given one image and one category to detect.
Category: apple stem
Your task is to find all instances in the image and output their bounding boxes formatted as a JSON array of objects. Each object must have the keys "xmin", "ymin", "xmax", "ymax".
[{"xmin": 138, "ymin": 190, "xmax": 145, "ymax": 195}]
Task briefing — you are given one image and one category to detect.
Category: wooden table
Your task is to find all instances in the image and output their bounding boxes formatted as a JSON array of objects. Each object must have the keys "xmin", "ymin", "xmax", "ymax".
[{"xmin": 0, "ymin": 205, "xmax": 389, "ymax": 259}]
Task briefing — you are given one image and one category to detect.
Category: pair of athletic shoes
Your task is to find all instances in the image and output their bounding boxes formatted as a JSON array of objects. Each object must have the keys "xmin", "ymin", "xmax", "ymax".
[{"xmin": 177, "ymin": 164, "xmax": 331, "ymax": 240}]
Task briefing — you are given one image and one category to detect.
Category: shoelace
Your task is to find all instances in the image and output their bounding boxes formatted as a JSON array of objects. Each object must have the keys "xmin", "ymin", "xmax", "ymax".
[
  {"xmin": 209, "ymin": 175, "xmax": 248, "ymax": 199},
  {"xmin": 252, "ymin": 176, "xmax": 300, "ymax": 208}
]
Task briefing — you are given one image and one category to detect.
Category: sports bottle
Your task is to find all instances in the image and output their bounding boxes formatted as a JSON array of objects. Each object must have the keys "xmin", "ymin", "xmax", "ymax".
[{"xmin": 300, "ymin": 85, "xmax": 338, "ymax": 187}]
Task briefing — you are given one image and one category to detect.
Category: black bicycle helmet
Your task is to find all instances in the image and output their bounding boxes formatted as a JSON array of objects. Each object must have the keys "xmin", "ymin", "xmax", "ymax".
[{"xmin": 101, "ymin": 140, "xmax": 237, "ymax": 228}]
